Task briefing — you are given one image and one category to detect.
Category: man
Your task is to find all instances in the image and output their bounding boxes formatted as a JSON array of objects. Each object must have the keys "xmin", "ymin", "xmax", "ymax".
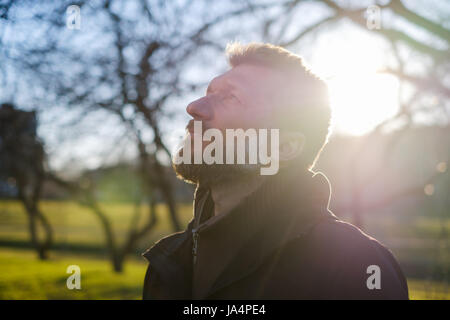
[{"xmin": 142, "ymin": 43, "xmax": 409, "ymax": 299}]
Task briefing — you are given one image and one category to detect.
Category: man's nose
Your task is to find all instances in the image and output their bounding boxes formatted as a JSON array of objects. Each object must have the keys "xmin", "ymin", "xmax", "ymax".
[{"xmin": 186, "ymin": 97, "xmax": 212, "ymax": 120}]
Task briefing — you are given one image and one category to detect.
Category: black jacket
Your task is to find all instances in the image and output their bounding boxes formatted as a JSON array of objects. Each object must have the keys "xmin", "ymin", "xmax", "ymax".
[{"xmin": 142, "ymin": 166, "xmax": 409, "ymax": 299}]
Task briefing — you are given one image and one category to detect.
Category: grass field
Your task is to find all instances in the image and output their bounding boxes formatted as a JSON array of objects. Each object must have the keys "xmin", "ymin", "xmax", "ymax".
[
  {"xmin": 0, "ymin": 200, "xmax": 448, "ymax": 299},
  {"xmin": 0, "ymin": 200, "xmax": 193, "ymax": 249},
  {"xmin": 0, "ymin": 248, "xmax": 448, "ymax": 300},
  {"xmin": 0, "ymin": 248, "xmax": 146, "ymax": 299}
]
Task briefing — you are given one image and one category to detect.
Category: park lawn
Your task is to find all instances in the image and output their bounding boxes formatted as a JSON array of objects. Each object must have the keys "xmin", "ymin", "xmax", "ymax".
[
  {"xmin": 0, "ymin": 248, "xmax": 147, "ymax": 299},
  {"xmin": 408, "ymin": 278, "xmax": 450, "ymax": 300},
  {"xmin": 0, "ymin": 200, "xmax": 193, "ymax": 248},
  {"xmin": 0, "ymin": 248, "xmax": 448, "ymax": 300},
  {"xmin": 0, "ymin": 200, "xmax": 448, "ymax": 299}
]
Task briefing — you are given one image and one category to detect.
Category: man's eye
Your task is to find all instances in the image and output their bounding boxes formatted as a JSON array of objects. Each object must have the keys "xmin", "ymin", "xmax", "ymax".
[{"xmin": 225, "ymin": 94, "xmax": 239, "ymax": 103}]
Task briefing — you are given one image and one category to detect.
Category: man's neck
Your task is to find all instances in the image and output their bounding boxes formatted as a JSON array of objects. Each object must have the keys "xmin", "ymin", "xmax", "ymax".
[{"xmin": 209, "ymin": 174, "xmax": 266, "ymax": 217}]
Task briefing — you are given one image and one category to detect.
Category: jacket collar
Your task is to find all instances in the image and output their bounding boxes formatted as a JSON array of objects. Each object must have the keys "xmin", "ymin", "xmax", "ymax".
[
  {"xmin": 143, "ymin": 165, "xmax": 336, "ymax": 299},
  {"xmin": 196, "ymin": 166, "xmax": 336, "ymax": 297}
]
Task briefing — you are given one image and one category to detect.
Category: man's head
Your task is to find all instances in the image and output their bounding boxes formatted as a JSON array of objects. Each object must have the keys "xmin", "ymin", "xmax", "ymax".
[{"xmin": 173, "ymin": 42, "xmax": 331, "ymax": 185}]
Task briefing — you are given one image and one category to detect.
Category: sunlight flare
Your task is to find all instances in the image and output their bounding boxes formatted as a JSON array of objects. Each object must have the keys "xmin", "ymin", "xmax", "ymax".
[{"xmin": 311, "ymin": 38, "xmax": 399, "ymax": 135}]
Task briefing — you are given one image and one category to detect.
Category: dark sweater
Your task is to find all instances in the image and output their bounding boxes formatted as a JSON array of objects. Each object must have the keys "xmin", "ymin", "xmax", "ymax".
[{"xmin": 142, "ymin": 166, "xmax": 409, "ymax": 299}]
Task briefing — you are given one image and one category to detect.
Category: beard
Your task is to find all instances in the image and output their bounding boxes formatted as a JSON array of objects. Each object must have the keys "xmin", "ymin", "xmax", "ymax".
[{"xmin": 172, "ymin": 133, "xmax": 261, "ymax": 186}]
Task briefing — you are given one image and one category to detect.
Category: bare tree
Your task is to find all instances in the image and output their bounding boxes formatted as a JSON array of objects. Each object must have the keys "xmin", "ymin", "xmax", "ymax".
[
  {"xmin": 0, "ymin": 0, "xmax": 285, "ymax": 270},
  {"xmin": 0, "ymin": 103, "xmax": 52, "ymax": 259}
]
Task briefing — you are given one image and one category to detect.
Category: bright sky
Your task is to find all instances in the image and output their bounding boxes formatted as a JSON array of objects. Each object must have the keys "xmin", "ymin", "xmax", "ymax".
[
  {"xmin": 307, "ymin": 30, "xmax": 400, "ymax": 136},
  {"xmin": 328, "ymin": 74, "xmax": 399, "ymax": 135},
  {"xmin": 0, "ymin": 2, "xmax": 408, "ymax": 171}
]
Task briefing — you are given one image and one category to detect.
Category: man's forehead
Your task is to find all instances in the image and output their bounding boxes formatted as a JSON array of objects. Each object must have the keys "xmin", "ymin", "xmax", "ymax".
[{"xmin": 211, "ymin": 64, "xmax": 283, "ymax": 92}]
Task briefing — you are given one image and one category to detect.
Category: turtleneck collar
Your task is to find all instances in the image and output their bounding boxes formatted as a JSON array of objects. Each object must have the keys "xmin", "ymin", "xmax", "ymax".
[
  {"xmin": 192, "ymin": 165, "xmax": 333, "ymax": 232},
  {"xmin": 142, "ymin": 164, "xmax": 337, "ymax": 299},
  {"xmin": 190, "ymin": 165, "xmax": 336, "ymax": 298}
]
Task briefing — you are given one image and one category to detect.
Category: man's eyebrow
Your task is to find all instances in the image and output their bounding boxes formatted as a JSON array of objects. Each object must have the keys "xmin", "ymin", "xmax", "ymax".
[
  {"xmin": 206, "ymin": 84, "xmax": 213, "ymax": 95},
  {"xmin": 206, "ymin": 78, "xmax": 236, "ymax": 95},
  {"xmin": 206, "ymin": 80, "xmax": 218, "ymax": 95},
  {"xmin": 226, "ymin": 80, "xmax": 241, "ymax": 97}
]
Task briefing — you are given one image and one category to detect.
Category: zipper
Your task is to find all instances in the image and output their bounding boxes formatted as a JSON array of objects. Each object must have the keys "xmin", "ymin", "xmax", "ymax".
[
  {"xmin": 192, "ymin": 228, "xmax": 200, "ymax": 266},
  {"xmin": 192, "ymin": 187, "xmax": 213, "ymax": 266}
]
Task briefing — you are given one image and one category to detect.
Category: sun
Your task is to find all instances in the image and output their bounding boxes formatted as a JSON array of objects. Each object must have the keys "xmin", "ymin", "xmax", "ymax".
[
  {"xmin": 309, "ymin": 34, "xmax": 400, "ymax": 135},
  {"xmin": 327, "ymin": 74, "xmax": 399, "ymax": 135}
]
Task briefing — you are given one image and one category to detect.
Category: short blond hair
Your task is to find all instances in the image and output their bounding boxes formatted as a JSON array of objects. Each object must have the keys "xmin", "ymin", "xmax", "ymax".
[
  {"xmin": 225, "ymin": 42, "xmax": 331, "ymax": 170},
  {"xmin": 227, "ymin": 42, "xmax": 307, "ymax": 72}
]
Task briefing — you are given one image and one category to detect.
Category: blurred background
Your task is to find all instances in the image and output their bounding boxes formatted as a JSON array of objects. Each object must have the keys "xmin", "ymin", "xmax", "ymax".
[{"xmin": 0, "ymin": 0, "xmax": 448, "ymax": 299}]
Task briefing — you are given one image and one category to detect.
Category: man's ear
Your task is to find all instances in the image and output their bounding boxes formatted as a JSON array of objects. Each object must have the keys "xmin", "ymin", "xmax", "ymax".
[{"xmin": 279, "ymin": 132, "xmax": 305, "ymax": 163}]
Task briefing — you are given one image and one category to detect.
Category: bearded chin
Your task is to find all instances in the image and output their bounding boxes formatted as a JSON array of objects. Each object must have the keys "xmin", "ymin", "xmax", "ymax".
[
  {"xmin": 172, "ymin": 135, "xmax": 260, "ymax": 186},
  {"xmin": 172, "ymin": 158, "xmax": 260, "ymax": 187}
]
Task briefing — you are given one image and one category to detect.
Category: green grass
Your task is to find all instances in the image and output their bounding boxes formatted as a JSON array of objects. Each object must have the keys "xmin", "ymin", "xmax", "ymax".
[
  {"xmin": 0, "ymin": 248, "xmax": 448, "ymax": 299},
  {"xmin": 0, "ymin": 248, "xmax": 146, "ymax": 299},
  {"xmin": 0, "ymin": 199, "xmax": 193, "ymax": 249},
  {"xmin": 408, "ymin": 278, "xmax": 450, "ymax": 300},
  {"xmin": 0, "ymin": 199, "xmax": 190, "ymax": 299},
  {"xmin": 0, "ymin": 200, "xmax": 448, "ymax": 300}
]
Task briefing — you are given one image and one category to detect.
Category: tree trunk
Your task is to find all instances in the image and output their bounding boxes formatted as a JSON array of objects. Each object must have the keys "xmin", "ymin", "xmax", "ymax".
[
  {"xmin": 88, "ymin": 201, "xmax": 123, "ymax": 272},
  {"xmin": 153, "ymin": 161, "xmax": 181, "ymax": 232},
  {"xmin": 36, "ymin": 207, "xmax": 53, "ymax": 259},
  {"xmin": 112, "ymin": 252, "xmax": 124, "ymax": 273},
  {"xmin": 160, "ymin": 183, "xmax": 181, "ymax": 232},
  {"xmin": 18, "ymin": 185, "xmax": 53, "ymax": 260}
]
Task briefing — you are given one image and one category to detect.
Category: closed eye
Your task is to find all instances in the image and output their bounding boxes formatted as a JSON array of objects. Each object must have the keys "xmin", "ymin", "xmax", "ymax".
[{"xmin": 228, "ymin": 92, "xmax": 242, "ymax": 105}]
